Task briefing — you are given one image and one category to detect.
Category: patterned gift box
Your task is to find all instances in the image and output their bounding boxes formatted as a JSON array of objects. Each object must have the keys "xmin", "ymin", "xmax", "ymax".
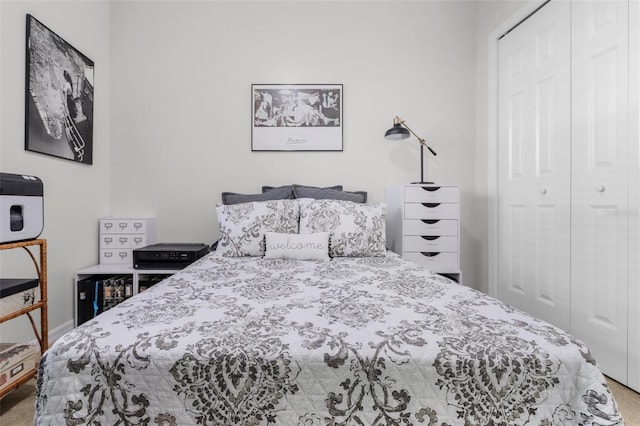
[
  {"xmin": 0, "ymin": 278, "xmax": 40, "ymax": 317},
  {"xmin": 0, "ymin": 343, "xmax": 36, "ymax": 393}
]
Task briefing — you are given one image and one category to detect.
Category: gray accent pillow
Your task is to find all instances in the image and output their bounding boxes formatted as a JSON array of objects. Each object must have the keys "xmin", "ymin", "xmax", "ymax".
[
  {"xmin": 222, "ymin": 186, "xmax": 294, "ymax": 205},
  {"xmin": 293, "ymin": 185, "xmax": 367, "ymax": 203},
  {"xmin": 262, "ymin": 184, "xmax": 343, "ymax": 193}
]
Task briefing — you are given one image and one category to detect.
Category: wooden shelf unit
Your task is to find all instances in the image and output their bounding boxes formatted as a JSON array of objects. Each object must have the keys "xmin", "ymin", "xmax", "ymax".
[{"xmin": 0, "ymin": 238, "xmax": 48, "ymax": 398}]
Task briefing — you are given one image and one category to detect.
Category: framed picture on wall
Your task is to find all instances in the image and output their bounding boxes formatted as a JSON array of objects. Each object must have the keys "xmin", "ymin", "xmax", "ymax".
[
  {"xmin": 252, "ymin": 84, "xmax": 343, "ymax": 151},
  {"xmin": 25, "ymin": 14, "xmax": 94, "ymax": 165}
]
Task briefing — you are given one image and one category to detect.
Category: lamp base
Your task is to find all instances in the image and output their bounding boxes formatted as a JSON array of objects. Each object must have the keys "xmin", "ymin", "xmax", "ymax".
[{"xmin": 411, "ymin": 181, "xmax": 434, "ymax": 185}]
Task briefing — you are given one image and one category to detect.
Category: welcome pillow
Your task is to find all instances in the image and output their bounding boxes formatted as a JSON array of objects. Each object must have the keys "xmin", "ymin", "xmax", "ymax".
[{"xmin": 264, "ymin": 232, "xmax": 330, "ymax": 261}]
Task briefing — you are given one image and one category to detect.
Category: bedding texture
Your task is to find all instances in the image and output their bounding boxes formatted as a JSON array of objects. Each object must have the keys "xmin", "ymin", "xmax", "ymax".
[
  {"xmin": 216, "ymin": 199, "xmax": 299, "ymax": 257},
  {"xmin": 221, "ymin": 186, "xmax": 295, "ymax": 205},
  {"xmin": 292, "ymin": 185, "xmax": 367, "ymax": 203},
  {"xmin": 262, "ymin": 184, "xmax": 343, "ymax": 193},
  {"xmin": 36, "ymin": 252, "xmax": 623, "ymax": 425},
  {"xmin": 221, "ymin": 185, "xmax": 366, "ymax": 205},
  {"xmin": 299, "ymin": 198, "xmax": 386, "ymax": 257}
]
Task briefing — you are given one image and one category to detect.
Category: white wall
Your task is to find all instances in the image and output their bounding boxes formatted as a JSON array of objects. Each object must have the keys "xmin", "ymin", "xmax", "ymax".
[
  {"xmin": 109, "ymin": 0, "xmax": 479, "ymax": 282},
  {"xmin": 1, "ymin": 0, "xmax": 483, "ymax": 342},
  {"xmin": 0, "ymin": 0, "xmax": 111, "ymax": 342}
]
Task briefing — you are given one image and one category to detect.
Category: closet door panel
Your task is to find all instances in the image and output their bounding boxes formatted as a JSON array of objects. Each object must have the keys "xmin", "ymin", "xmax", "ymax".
[
  {"xmin": 571, "ymin": 0, "xmax": 628, "ymax": 383},
  {"xmin": 499, "ymin": 17, "xmax": 534, "ymax": 313},
  {"xmin": 498, "ymin": 0, "xmax": 571, "ymax": 331},
  {"xmin": 628, "ymin": 0, "xmax": 639, "ymax": 392},
  {"xmin": 499, "ymin": 17, "xmax": 531, "ymax": 306}
]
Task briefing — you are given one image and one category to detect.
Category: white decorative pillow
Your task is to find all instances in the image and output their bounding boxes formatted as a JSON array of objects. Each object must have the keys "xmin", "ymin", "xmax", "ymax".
[
  {"xmin": 216, "ymin": 199, "xmax": 299, "ymax": 257},
  {"xmin": 298, "ymin": 198, "xmax": 387, "ymax": 257},
  {"xmin": 264, "ymin": 232, "xmax": 330, "ymax": 261}
]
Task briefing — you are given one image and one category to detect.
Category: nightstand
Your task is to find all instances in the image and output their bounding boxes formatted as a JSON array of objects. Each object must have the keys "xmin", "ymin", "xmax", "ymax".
[{"xmin": 385, "ymin": 184, "xmax": 461, "ymax": 283}]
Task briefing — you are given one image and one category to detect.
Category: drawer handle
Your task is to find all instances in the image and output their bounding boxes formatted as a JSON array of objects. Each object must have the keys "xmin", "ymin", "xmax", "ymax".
[
  {"xmin": 104, "ymin": 252, "xmax": 113, "ymax": 258},
  {"xmin": 119, "ymin": 237, "xmax": 128, "ymax": 244},
  {"xmin": 420, "ymin": 252, "xmax": 440, "ymax": 257},
  {"xmin": 104, "ymin": 237, "xmax": 113, "ymax": 243},
  {"xmin": 134, "ymin": 237, "xmax": 143, "ymax": 244},
  {"xmin": 119, "ymin": 222, "xmax": 128, "ymax": 230},
  {"xmin": 134, "ymin": 222, "xmax": 143, "ymax": 230},
  {"xmin": 119, "ymin": 252, "xmax": 128, "ymax": 259},
  {"xmin": 421, "ymin": 203, "xmax": 441, "ymax": 208},
  {"xmin": 421, "ymin": 236, "xmax": 440, "ymax": 241},
  {"xmin": 421, "ymin": 219, "xmax": 440, "ymax": 225},
  {"xmin": 104, "ymin": 223, "xmax": 113, "ymax": 230},
  {"xmin": 420, "ymin": 186, "xmax": 441, "ymax": 192}
]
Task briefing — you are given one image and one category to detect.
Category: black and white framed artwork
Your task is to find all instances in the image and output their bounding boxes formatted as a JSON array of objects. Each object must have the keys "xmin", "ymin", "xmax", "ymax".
[
  {"xmin": 252, "ymin": 84, "xmax": 343, "ymax": 151},
  {"xmin": 25, "ymin": 14, "xmax": 94, "ymax": 164}
]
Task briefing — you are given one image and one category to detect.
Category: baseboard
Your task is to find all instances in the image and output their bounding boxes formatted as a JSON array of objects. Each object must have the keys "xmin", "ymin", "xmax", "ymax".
[
  {"xmin": 30, "ymin": 319, "xmax": 74, "ymax": 351},
  {"xmin": 48, "ymin": 319, "xmax": 74, "ymax": 345}
]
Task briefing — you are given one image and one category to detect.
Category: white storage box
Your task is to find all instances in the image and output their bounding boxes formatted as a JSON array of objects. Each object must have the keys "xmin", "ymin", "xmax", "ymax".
[
  {"xmin": 0, "ymin": 173, "xmax": 43, "ymax": 243},
  {"xmin": 0, "ymin": 343, "xmax": 36, "ymax": 393},
  {"xmin": 99, "ymin": 217, "xmax": 157, "ymax": 265}
]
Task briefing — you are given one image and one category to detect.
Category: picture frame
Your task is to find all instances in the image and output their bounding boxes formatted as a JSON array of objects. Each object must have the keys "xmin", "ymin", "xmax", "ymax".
[
  {"xmin": 252, "ymin": 84, "xmax": 343, "ymax": 151},
  {"xmin": 25, "ymin": 14, "xmax": 94, "ymax": 165}
]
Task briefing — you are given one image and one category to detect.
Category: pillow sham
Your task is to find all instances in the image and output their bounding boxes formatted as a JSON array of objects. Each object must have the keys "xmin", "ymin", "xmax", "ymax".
[
  {"xmin": 262, "ymin": 184, "xmax": 343, "ymax": 193},
  {"xmin": 298, "ymin": 198, "xmax": 386, "ymax": 257},
  {"xmin": 222, "ymin": 186, "xmax": 294, "ymax": 205},
  {"xmin": 264, "ymin": 232, "xmax": 330, "ymax": 261},
  {"xmin": 292, "ymin": 185, "xmax": 367, "ymax": 203},
  {"xmin": 216, "ymin": 199, "xmax": 299, "ymax": 257}
]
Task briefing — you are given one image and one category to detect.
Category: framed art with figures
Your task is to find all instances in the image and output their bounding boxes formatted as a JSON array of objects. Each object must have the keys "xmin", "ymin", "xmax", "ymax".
[
  {"xmin": 25, "ymin": 14, "xmax": 94, "ymax": 165},
  {"xmin": 252, "ymin": 84, "xmax": 343, "ymax": 151}
]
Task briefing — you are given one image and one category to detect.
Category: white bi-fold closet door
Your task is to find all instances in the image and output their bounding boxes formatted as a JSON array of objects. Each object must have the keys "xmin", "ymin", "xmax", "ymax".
[
  {"xmin": 570, "ymin": 0, "xmax": 629, "ymax": 385},
  {"xmin": 498, "ymin": 0, "xmax": 571, "ymax": 332},
  {"xmin": 498, "ymin": 0, "xmax": 637, "ymax": 389}
]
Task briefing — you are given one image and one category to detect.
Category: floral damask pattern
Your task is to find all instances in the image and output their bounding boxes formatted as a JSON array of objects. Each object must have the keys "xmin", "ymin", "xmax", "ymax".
[
  {"xmin": 216, "ymin": 199, "xmax": 299, "ymax": 257},
  {"xmin": 36, "ymin": 252, "xmax": 624, "ymax": 425},
  {"xmin": 170, "ymin": 332, "xmax": 299, "ymax": 424},
  {"xmin": 298, "ymin": 198, "xmax": 386, "ymax": 257}
]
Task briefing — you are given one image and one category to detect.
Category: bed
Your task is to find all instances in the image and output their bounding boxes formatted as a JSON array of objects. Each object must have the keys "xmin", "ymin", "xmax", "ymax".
[{"xmin": 35, "ymin": 194, "xmax": 624, "ymax": 425}]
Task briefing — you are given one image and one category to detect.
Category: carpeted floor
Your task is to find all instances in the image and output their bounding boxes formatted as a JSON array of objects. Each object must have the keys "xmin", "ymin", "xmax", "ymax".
[{"xmin": 1, "ymin": 376, "xmax": 639, "ymax": 425}]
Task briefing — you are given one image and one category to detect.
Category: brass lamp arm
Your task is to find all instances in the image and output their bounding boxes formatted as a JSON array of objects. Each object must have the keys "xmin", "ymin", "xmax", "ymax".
[{"xmin": 398, "ymin": 118, "xmax": 437, "ymax": 156}]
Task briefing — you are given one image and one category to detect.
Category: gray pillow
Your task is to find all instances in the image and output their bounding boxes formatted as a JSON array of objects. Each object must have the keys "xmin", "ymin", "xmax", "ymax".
[
  {"xmin": 262, "ymin": 184, "xmax": 343, "ymax": 193},
  {"xmin": 222, "ymin": 185, "xmax": 294, "ymax": 205},
  {"xmin": 293, "ymin": 185, "xmax": 367, "ymax": 203}
]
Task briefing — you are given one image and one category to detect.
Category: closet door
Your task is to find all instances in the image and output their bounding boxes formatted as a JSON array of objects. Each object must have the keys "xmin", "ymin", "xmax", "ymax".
[
  {"xmin": 571, "ymin": 0, "xmax": 629, "ymax": 383},
  {"xmin": 498, "ymin": 0, "xmax": 571, "ymax": 331},
  {"xmin": 628, "ymin": 0, "xmax": 639, "ymax": 392}
]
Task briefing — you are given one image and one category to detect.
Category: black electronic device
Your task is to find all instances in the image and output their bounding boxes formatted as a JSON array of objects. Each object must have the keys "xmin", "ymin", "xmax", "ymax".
[{"xmin": 133, "ymin": 243, "xmax": 209, "ymax": 269}]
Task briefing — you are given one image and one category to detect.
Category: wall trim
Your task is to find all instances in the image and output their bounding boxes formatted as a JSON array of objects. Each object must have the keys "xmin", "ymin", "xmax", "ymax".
[
  {"xmin": 486, "ymin": 0, "xmax": 547, "ymax": 298},
  {"xmin": 48, "ymin": 318, "xmax": 74, "ymax": 344},
  {"xmin": 31, "ymin": 318, "xmax": 74, "ymax": 351}
]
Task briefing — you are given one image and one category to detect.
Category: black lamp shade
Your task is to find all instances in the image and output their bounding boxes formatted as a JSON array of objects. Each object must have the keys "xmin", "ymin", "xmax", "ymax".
[{"xmin": 384, "ymin": 124, "xmax": 410, "ymax": 141}]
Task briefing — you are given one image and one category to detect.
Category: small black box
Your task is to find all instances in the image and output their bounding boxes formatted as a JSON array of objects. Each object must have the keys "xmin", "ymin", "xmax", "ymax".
[{"xmin": 133, "ymin": 243, "xmax": 208, "ymax": 269}]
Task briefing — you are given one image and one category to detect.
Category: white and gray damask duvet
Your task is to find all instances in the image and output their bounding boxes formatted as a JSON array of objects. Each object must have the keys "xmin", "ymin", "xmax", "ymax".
[{"xmin": 35, "ymin": 252, "xmax": 623, "ymax": 425}]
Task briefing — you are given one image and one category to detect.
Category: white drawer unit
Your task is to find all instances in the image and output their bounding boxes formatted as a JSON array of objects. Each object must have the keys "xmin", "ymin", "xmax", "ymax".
[
  {"xmin": 99, "ymin": 217, "xmax": 157, "ymax": 265},
  {"xmin": 386, "ymin": 185, "xmax": 461, "ymax": 283}
]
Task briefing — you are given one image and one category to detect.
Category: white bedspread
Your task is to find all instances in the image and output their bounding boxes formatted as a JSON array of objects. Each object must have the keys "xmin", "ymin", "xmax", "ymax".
[{"xmin": 35, "ymin": 252, "xmax": 623, "ymax": 425}]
